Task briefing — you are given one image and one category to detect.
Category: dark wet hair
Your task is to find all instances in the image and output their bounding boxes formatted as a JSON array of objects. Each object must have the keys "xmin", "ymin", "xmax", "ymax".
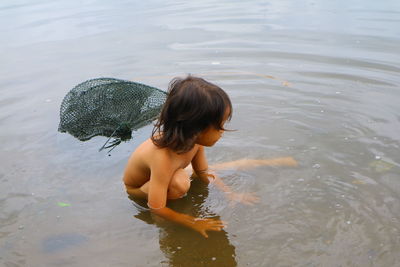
[{"xmin": 151, "ymin": 75, "xmax": 232, "ymax": 153}]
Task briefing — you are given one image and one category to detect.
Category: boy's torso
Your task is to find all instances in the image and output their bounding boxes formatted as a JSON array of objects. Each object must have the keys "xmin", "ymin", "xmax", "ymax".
[{"xmin": 123, "ymin": 138, "xmax": 199, "ymax": 187}]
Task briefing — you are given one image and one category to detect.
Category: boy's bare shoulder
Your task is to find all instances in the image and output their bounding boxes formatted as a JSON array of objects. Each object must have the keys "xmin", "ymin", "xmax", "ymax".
[
  {"xmin": 127, "ymin": 139, "xmax": 174, "ymax": 169},
  {"xmin": 129, "ymin": 138, "xmax": 160, "ymax": 164},
  {"xmin": 123, "ymin": 139, "xmax": 158, "ymax": 186}
]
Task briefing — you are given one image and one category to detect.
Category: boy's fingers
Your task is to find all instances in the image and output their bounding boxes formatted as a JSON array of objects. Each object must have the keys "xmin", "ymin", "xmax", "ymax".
[
  {"xmin": 214, "ymin": 220, "xmax": 227, "ymax": 226},
  {"xmin": 243, "ymin": 200, "xmax": 254, "ymax": 205},
  {"xmin": 246, "ymin": 196, "xmax": 260, "ymax": 203},
  {"xmin": 283, "ymin": 157, "xmax": 298, "ymax": 166},
  {"xmin": 205, "ymin": 218, "xmax": 226, "ymax": 224},
  {"xmin": 242, "ymin": 193, "xmax": 260, "ymax": 204},
  {"xmin": 247, "ymin": 199, "xmax": 259, "ymax": 204},
  {"xmin": 201, "ymin": 230, "xmax": 208, "ymax": 238},
  {"xmin": 209, "ymin": 222, "xmax": 225, "ymax": 229},
  {"xmin": 213, "ymin": 223, "xmax": 225, "ymax": 229}
]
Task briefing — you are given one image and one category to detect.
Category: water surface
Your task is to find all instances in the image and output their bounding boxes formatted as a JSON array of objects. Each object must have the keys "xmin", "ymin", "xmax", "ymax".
[{"xmin": 1, "ymin": 0, "xmax": 400, "ymax": 266}]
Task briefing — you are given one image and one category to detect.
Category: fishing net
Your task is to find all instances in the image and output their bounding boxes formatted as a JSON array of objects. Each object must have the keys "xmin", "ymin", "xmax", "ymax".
[{"xmin": 58, "ymin": 78, "xmax": 167, "ymax": 150}]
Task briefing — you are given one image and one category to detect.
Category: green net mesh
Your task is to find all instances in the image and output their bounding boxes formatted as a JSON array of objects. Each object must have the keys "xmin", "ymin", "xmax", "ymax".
[{"xmin": 58, "ymin": 78, "xmax": 167, "ymax": 147}]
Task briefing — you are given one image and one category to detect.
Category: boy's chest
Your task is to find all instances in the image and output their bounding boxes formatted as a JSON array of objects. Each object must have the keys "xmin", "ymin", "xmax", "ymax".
[{"xmin": 173, "ymin": 146, "xmax": 199, "ymax": 169}]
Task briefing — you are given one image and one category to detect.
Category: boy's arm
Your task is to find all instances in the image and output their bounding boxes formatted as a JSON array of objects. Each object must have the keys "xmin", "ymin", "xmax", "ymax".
[
  {"xmin": 190, "ymin": 145, "xmax": 237, "ymax": 192},
  {"xmin": 211, "ymin": 157, "xmax": 298, "ymax": 170},
  {"xmin": 190, "ymin": 146, "xmax": 208, "ymax": 180},
  {"xmin": 147, "ymin": 152, "xmax": 224, "ymax": 238},
  {"xmin": 190, "ymin": 145, "xmax": 214, "ymax": 184},
  {"xmin": 211, "ymin": 172, "xmax": 259, "ymax": 205},
  {"xmin": 209, "ymin": 158, "xmax": 298, "ymax": 204},
  {"xmin": 191, "ymin": 146, "xmax": 259, "ymax": 204},
  {"xmin": 150, "ymin": 206, "xmax": 224, "ymax": 238}
]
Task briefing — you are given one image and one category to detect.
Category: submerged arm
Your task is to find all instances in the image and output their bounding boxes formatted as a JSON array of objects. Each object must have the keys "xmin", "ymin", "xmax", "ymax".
[
  {"xmin": 190, "ymin": 145, "xmax": 211, "ymax": 184},
  {"xmin": 190, "ymin": 146, "xmax": 259, "ymax": 204},
  {"xmin": 150, "ymin": 206, "xmax": 224, "ymax": 238},
  {"xmin": 210, "ymin": 157, "xmax": 298, "ymax": 170},
  {"xmin": 148, "ymin": 152, "xmax": 224, "ymax": 237}
]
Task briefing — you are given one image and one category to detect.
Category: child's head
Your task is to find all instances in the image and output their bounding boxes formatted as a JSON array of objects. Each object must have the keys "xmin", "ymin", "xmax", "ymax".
[{"xmin": 152, "ymin": 75, "xmax": 232, "ymax": 153}]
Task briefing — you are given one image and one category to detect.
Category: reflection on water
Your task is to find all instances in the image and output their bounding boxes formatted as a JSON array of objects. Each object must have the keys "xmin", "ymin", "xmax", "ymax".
[
  {"xmin": 1, "ymin": 0, "xmax": 400, "ymax": 266},
  {"xmin": 132, "ymin": 179, "xmax": 236, "ymax": 266}
]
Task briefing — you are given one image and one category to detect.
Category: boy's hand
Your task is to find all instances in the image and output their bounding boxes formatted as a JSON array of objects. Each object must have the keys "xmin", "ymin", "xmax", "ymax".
[
  {"xmin": 191, "ymin": 218, "xmax": 226, "ymax": 238},
  {"xmin": 227, "ymin": 192, "xmax": 259, "ymax": 205},
  {"xmin": 192, "ymin": 170, "xmax": 216, "ymax": 184},
  {"xmin": 276, "ymin": 157, "xmax": 298, "ymax": 167}
]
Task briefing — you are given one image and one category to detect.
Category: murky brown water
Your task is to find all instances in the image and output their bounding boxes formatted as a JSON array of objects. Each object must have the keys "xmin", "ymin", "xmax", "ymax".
[{"xmin": 1, "ymin": 0, "xmax": 400, "ymax": 266}]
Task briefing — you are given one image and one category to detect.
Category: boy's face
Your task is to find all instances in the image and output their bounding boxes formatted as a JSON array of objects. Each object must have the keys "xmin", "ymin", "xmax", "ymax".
[{"xmin": 196, "ymin": 108, "xmax": 230, "ymax": 147}]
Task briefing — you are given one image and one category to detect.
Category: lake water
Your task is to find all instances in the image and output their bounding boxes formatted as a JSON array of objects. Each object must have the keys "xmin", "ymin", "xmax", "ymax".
[{"xmin": 1, "ymin": 0, "xmax": 400, "ymax": 266}]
